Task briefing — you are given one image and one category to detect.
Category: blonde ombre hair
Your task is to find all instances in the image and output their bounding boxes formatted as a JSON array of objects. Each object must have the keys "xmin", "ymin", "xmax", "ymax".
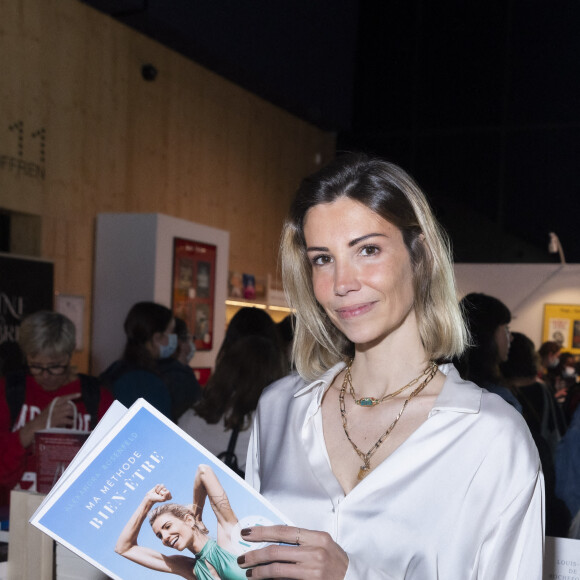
[{"xmin": 281, "ymin": 152, "xmax": 468, "ymax": 381}]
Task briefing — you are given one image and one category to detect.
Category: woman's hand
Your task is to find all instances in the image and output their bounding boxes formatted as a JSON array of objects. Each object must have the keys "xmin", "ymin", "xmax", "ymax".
[
  {"xmin": 43, "ymin": 395, "xmax": 80, "ymax": 428},
  {"xmin": 18, "ymin": 393, "xmax": 81, "ymax": 448},
  {"xmin": 236, "ymin": 525, "xmax": 349, "ymax": 579},
  {"xmin": 145, "ymin": 484, "xmax": 172, "ymax": 504}
]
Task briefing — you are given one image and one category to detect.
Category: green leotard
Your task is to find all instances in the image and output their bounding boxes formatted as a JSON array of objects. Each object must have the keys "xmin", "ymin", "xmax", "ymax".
[{"xmin": 194, "ymin": 539, "xmax": 246, "ymax": 580}]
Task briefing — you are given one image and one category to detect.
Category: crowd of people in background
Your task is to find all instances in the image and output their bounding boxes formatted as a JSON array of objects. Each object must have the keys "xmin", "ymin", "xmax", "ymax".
[
  {"xmin": 455, "ymin": 292, "xmax": 580, "ymax": 537},
  {"xmin": 0, "ymin": 303, "xmax": 292, "ymax": 512},
  {"xmin": 0, "ymin": 293, "xmax": 579, "ymax": 541},
  {"xmin": 0, "ymin": 297, "xmax": 578, "ymax": 541}
]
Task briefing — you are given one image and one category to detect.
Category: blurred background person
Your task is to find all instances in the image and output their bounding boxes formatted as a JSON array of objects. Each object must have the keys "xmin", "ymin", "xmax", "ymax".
[
  {"xmin": 538, "ymin": 340, "xmax": 565, "ymax": 399},
  {"xmin": 537, "ymin": 340, "xmax": 568, "ymax": 435},
  {"xmin": 538, "ymin": 340, "xmax": 562, "ymax": 381},
  {"xmin": 557, "ymin": 352, "xmax": 580, "ymax": 424},
  {"xmin": 501, "ymin": 331, "xmax": 570, "ymax": 536},
  {"xmin": 456, "ymin": 292, "xmax": 521, "ymax": 412},
  {"xmin": 157, "ymin": 316, "xmax": 202, "ymax": 422},
  {"xmin": 550, "ymin": 351, "xmax": 576, "ymax": 407},
  {"xmin": 179, "ymin": 307, "xmax": 286, "ymax": 475},
  {"xmin": 501, "ymin": 332, "xmax": 563, "ymax": 455},
  {"xmin": 100, "ymin": 302, "xmax": 174, "ymax": 418},
  {"xmin": 556, "ymin": 398, "xmax": 580, "ymax": 539},
  {"xmin": 0, "ymin": 311, "xmax": 113, "ymax": 508},
  {"xmin": 555, "ymin": 400, "xmax": 580, "ymax": 538},
  {"xmin": 275, "ymin": 313, "xmax": 296, "ymax": 373}
]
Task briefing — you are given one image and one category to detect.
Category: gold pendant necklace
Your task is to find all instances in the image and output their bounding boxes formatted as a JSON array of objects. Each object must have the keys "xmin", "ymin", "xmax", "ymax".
[
  {"xmin": 346, "ymin": 359, "xmax": 438, "ymax": 407},
  {"xmin": 339, "ymin": 361, "xmax": 438, "ymax": 481}
]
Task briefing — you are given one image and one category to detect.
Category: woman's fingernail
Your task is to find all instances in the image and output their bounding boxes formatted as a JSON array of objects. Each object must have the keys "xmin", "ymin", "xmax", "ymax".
[
  {"xmin": 241, "ymin": 527, "xmax": 252, "ymax": 536},
  {"xmin": 246, "ymin": 570, "xmax": 253, "ymax": 578},
  {"xmin": 237, "ymin": 555, "xmax": 245, "ymax": 565}
]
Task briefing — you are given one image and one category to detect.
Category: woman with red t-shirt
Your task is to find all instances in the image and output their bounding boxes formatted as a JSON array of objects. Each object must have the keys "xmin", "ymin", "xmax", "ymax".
[{"xmin": 0, "ymin": 311, "xmax": 113, "ymax": 507}]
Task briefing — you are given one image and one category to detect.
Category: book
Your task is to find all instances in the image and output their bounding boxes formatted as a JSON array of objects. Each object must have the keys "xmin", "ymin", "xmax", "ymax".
[
  {"xmin": 543, "ymin": 536, "xmax": 580, "ymax": 580},
  {"xmin": 35, "ymin": 429, "xmax": 89, "ymax": 494},
  {"xmin": 30, "ymin": 399, "xmax": 291, "ymax": 580}
]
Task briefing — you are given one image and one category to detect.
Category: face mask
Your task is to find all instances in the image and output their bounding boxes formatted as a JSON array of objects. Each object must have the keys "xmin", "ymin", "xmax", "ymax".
[
  {"xmin": 185, "ymin": 340, "xmax": 196, "ymax": 363},
  {"xmin": 158, "ymin": 333, "xmax": 178, "ymax": 359},
  {"xmin": 563, "ymin": 366, "xmax": 576, "ymax": 377},
  {"xmin": 548, "ymin": 358, "xmax": 559, "ymax": 369}
]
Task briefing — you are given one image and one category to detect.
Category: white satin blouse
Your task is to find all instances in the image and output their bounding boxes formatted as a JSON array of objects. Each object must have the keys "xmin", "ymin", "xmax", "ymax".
[{"xmin": 246, "ymin": 363, "xmax": 544, "ymax": 579}]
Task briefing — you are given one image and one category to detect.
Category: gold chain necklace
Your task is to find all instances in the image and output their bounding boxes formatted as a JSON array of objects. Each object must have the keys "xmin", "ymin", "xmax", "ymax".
[
  {"xmin": 339, "ymin": 361, "xmax": 438, "ymax": 481},
  {"xmin": 346, "ymin": 359, "xmax": 438, "ymax": 407}
]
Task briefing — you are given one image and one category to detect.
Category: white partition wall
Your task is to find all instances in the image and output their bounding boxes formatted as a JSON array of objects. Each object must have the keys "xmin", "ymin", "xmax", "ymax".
[
  {"xmin": 454, "ymin": 263, "xmax": 580, "ymax": 348},
  {"xmin": 91, "ymin": 213, "xmax": 229, "ymax": 374}
]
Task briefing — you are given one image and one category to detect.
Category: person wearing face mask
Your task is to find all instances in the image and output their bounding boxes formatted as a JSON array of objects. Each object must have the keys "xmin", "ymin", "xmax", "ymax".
[
  {"xmin": 158, "ymin": 317, "xmax": 202, "ymax": 423},
  {"xmin": 99, "ymin": 302, "xmax": 174, "ymax": 418},
  {"xmin": 537, "ymin": 341, "xmax": 569, "ymax": 435},
  {"xmin": 559, "ymin": 353, "xmax": 578, "ymax": 381},
  {"xmin": 538, "ymin": 341, "xmax": 564, "ymax": 394},
  {"xmin": 539, "ymin": 341, "xmax": 562, "ymax": 374}
]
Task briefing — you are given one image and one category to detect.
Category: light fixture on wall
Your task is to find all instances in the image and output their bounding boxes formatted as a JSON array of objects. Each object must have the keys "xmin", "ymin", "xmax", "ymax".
[{"xmin": 548, "ymin": 232, "xmax": 566, "ymax": 264}]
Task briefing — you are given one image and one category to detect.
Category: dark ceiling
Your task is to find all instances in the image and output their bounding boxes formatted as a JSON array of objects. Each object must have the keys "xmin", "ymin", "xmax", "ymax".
[
  {"xmin": 79, "ymin": 0, "xmax": 358, "ymax": 131},
  {"xmin": 79, "ymin": 0, "xmax": 580, "ymax": 263}
]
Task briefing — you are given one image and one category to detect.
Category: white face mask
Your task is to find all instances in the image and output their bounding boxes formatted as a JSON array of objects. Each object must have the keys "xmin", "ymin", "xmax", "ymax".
[
  {"xmin": 563, "ymin": 366, "xmax": 576, "ymax": 377},
  {"xmin": 548, "ymin": 358, "xmax": 560, "ymax": 369},
  {"xmin": 185, "ymin": 340, "xmax": 196, "ymax": 363},
  {"xmin": 158, "ymin": 333, "xmax": 178, "ymax": 359}
]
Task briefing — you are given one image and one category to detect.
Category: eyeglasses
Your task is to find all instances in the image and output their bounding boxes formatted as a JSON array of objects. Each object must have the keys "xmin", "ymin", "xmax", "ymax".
[{"xmin": 28, "ymin": 363, "xmax": 69, "ymax": 376}]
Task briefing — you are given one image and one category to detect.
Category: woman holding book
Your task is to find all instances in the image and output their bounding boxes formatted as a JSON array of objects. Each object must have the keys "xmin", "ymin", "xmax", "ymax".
[
  {"xmin": 115, "ymin": 463, "xmax": 245, "ymax": 579},
  {"xmin": 238, "ymin": 153, "xmax": 544, "ymax": 579}
]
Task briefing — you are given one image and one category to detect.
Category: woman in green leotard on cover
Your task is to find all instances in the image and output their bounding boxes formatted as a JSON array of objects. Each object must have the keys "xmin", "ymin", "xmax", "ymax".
[{"xmin": 115, "ymin": 464, "xmax": 245, "ymax": 580}]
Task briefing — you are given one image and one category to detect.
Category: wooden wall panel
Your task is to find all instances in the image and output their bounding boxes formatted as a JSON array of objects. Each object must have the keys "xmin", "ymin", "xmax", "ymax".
[{"xmin": 0, "ymin": 0, "xmax": 335, "ymax": 371}]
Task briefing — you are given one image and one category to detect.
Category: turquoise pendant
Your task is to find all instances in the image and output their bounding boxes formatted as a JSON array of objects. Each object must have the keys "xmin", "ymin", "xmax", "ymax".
[{"xmin": 357, "ymin": 397, "xmax": 378, "ymax": 407}]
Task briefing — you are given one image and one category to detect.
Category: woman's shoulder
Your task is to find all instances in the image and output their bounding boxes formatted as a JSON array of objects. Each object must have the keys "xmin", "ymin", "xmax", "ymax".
[
  {"xmin": 259, "ymin": 370, "xmax": 322, "ymax": 404},
  {"xmin": 263, "ymin": 371, "xmax": 306, "ymax": 394},
  {"xmin": 442, "ymin": 371, "xmax": 541, "ymax": 486},
  {"xmin": 440, "ymin": 364, "xmax": 536, "ymax": 451},
  {"xmin": 157, "ymin": 358, "xmax": 193, "ymax": 376},
  {"xmin": 474, "ymin": 389, "xmax": 541, "ymax": 477},
  {"xmin": 258, "ymin": 363, "xmax": 345, "ymax": 411},
  {"xmin": 106, "ymin": 362, "xmax": 160, "ymax": 384}
]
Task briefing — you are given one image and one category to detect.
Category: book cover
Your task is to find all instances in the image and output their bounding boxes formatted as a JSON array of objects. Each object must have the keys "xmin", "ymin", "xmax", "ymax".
[
  {"xmin": 35, "ymin": 429, "xmax": 90, "ymax": 493},
  {"xmin": 30, "ymin": 399, "xmax": 291, "ymax": 580}
]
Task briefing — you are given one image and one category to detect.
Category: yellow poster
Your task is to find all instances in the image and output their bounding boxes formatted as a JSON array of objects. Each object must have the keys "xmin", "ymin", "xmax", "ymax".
[{"xmin": 542, "ymin": 304, "xmax": 580, "ymax": 354}]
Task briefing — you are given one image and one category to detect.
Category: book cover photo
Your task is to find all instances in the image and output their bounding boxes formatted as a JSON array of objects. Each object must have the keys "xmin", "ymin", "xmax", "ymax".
[{"xmin": 30, "ymin": 399, "xmax": 291, "ymax": 580}]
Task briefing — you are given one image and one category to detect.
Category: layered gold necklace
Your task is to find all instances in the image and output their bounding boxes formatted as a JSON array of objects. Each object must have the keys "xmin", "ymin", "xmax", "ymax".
[
  {"xmin": 339, "ymin": 359, "xmax": 438, "ymax": 481},
  {"xmin": 346, "ymin": 359, "xmax": 437, "ymax": 407}
]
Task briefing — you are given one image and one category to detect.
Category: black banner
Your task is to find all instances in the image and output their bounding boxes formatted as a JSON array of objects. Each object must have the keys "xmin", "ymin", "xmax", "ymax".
[{"xmin": 0, "ymin": 253, "xmax": 54, "ymax": 345}]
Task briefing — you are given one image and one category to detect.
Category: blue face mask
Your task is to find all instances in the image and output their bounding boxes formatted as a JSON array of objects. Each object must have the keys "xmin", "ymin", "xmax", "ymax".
[
  {"xmin": 158, "ymin": 333, "xmax": 178, "ymax": 359},
  {"xmin": 185, "ymin": 340, "xmax": 196, "ymax": 363}
]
